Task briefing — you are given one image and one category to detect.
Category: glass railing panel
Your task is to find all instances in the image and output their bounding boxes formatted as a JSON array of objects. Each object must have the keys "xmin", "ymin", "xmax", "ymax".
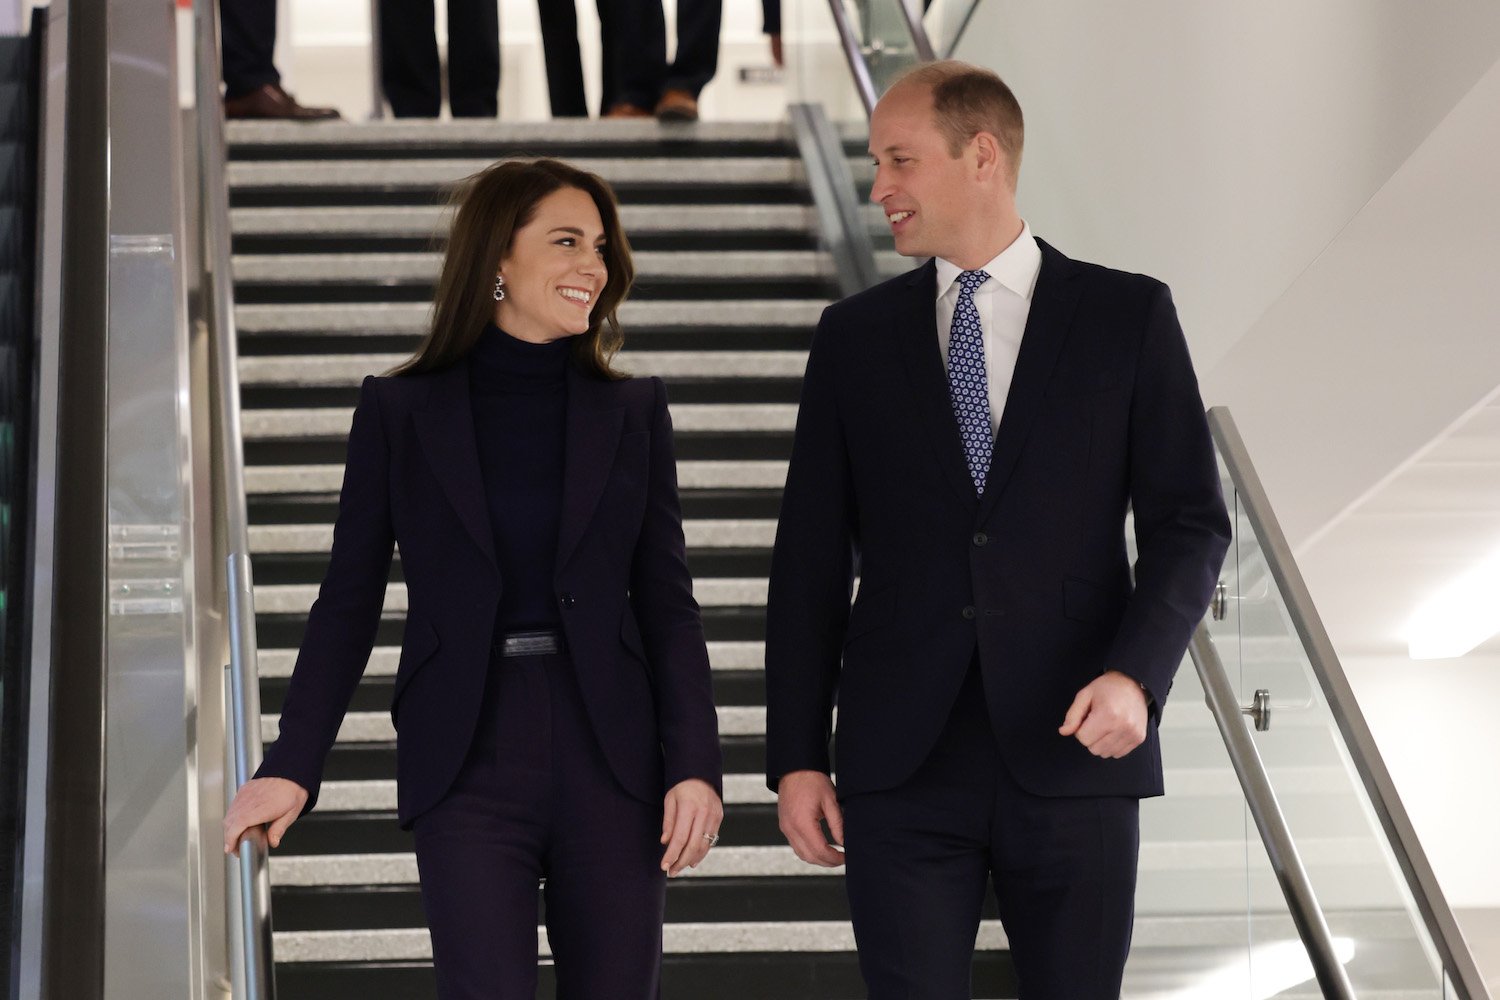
[
  {"xmin": 1120, "ymin": 458, "xmax": 1262, "ymax": 998},
  {"xmin": 1225, "ymin": 485, "xmax": 1448, "ymax": 996},
  {"xmin": 787, "ymin": 0, "xmax": 933, "ymax": 118}
]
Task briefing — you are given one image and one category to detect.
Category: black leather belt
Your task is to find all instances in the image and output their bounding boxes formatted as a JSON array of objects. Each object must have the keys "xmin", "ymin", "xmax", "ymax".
[{"xmin": 495, "ymin": 628, "xmax": 565, "ymax": 658}]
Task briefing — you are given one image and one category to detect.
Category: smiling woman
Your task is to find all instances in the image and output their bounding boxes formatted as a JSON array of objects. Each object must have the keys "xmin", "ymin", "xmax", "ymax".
[
  {"xmin": 390, "ymin": 157, "xmax": 638, "ymax": 378},
  {"xmin": 223, "ymin": 155, "xmax": 724, "ymax": 999}
]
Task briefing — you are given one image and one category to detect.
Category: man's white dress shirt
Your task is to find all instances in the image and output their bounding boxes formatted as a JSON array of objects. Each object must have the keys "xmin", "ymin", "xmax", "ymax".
[{"xmin": 934, "ymin": 221, "xmax": 1042, "ymax": 439}]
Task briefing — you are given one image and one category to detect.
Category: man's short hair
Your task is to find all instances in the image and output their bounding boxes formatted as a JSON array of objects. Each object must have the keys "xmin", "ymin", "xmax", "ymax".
[{"xmin": 891, "ymin": 60, "xmax": 1024, "ymax": 183}]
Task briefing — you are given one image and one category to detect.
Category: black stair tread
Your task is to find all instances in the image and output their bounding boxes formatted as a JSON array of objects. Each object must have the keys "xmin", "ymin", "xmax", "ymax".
[
  {"xmin": 275, "ymin": 953, "xmax": 1017, "ymax": 1000},
  {"xmin": 235, "ymin": 328, "xmax": 816, "ymax": 356},
  {"xmin": 260, "ymin": 670, "xmax": 764, "ymax": 714},
  {"xmin": 256, "ymin": 608, "xmax": 767, "ymax": 650},
  {"xmin": 275, "ymin": 804, "xmax": 782, "ymax": 855},
  {"xmin": 302, "ymin": 736, "xmax": 766, "ymax": 785},
  {"xmin": 272, "ymin": 878, "xmax": 1007, "ymax": 931},
  {"xmin": 249, "ymin": 547, "xmax": 770, "ymax": 585},
  {"xmin": 229, "ymin": 185, "xmax": 812, "ymax": 211},
  {"xmin": 248, "ymin": 488, "xmax": 784, "ymax": 523},
  {"xmin": 232, "ymin": 232, "xmax": 822, "ymax": 256}
]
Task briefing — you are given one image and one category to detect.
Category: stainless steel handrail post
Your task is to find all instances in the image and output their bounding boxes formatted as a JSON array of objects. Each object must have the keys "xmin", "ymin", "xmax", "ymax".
[
  {"xmin": 823, "ymin": 0, "xmax": 878, "ymax": 116},
  {"xmin": 193, "ymin": 0, "xmax": 277, "ymax": 995},
  {"xmin": 1189, "ymin": 627, "xmax": 1357, "ymax": 1000},
  {"xmin": 895, "ymin": 0, "xmax": 936, "ymax": 61},
  {"xmin": 1208, "ymin": 407, "xmax": 1492, "ymax": 999},
  {"xmin": 368, "ymin": 0, "xmax": 384, "ymax": 119}
]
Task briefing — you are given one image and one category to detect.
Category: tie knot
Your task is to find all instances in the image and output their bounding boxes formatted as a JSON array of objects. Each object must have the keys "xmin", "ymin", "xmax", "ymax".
[{"xmin": 958, "ymin": 269, "xmax": 991, "ymax": 295}]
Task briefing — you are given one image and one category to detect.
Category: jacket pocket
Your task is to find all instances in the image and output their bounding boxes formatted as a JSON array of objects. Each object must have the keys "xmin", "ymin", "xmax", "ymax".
[
  {"xmin": 1063, "ymin": 577, "xmax": 1107, "ymax": 624},
  {"xmin": 844, "ymin": 583, "xmax": 897, "ymax": 645},
  {"xmin": 391, "ymin": 619, "xmax": 441, "ymax": 721}
]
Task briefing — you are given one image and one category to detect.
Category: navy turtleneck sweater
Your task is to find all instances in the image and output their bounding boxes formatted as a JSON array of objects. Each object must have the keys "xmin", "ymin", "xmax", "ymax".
[{"xmin": 468, "ymin": 323, "xmax": 574, "ymax": 633}]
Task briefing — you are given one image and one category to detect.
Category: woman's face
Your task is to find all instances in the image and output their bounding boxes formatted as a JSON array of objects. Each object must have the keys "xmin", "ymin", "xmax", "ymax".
[{"xmin": 494, "ymin": 186, "xmax": 609, "ymax": 343}]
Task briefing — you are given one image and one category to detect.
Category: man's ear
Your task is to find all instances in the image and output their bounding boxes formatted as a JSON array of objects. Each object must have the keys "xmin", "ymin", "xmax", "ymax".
[{"xmin": 971, "ymin": 130, "xmax": 1004, "ymax": 182}]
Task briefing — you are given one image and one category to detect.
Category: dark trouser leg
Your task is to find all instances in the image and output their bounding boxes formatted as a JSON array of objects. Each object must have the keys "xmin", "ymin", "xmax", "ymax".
[
  {"xmin": 543, "ymin": 652, "xmax": 666, "ymax": 999},
  {"xmin": 446, "ymin": 0, "xmax": 501, "ymax": 117},
  {"xmin": 218, "ymin": 0, "xmax": 279, "ymax": 98},
  {"xmin": 378, "ymin": 0, "xmax": 442, "ymax": 117},
  {"xmin": 664, "ymin": 0, "xmax": 720, "ymax": 96},
  {"xmin": 841, "ymin": 667, "xmax": 996, "ymax": 999},
  {"xmin": 605, "ymin": 0, "xmax": 666, "ymax": 109},
  {"xmin": 990, "ymin": 768, "xmax": 1139, "ymax": 1000},
  {"xmin": 595, "ymin": 0, "xmax": 617, "ymax": 114},
  {"xmin": 411, "ymin": 657, "xmax": 553, "ymax": 999},
  {"xmin": 537, "ymin": 0, "xmax": 587, "ymax": 116}
]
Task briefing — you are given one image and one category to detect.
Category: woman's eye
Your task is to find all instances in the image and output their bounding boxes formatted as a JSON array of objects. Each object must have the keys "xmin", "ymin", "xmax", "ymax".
[{"xmin": 557, "ymin": 237, "xmax": 576, "ymax": 247}]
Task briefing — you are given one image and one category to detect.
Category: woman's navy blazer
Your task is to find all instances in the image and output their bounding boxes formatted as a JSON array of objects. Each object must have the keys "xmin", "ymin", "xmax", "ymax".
[{"xmin": 256, "ymin": 359, "xmax": 723, "ymax": 828}]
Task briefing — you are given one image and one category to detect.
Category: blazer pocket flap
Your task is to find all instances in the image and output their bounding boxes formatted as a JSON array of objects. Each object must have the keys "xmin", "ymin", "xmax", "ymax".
[
  {"xmin": 1063, "ymin": 577, "xmax": 1107, "ymax": 623},
  {"xmin": 393, "ymin": 620, "xmax": 441, "ymax": 703},
  {"xmin": 845, "ymin": 584, "xmax": 897, "ymax": 644}
]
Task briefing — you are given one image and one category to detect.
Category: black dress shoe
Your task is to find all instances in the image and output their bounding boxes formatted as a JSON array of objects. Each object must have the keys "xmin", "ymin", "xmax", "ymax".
[{"xmin": 224, "ymin": 84, "xmax": 341, "ymax": 121}]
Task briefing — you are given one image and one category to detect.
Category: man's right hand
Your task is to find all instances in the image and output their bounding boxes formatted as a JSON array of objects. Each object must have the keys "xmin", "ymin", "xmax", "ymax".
[
  {"xmin": 776, "ymin": 770, "xmax": 845, "ymax": 867},
  {"xmin": 223, "ymin": 776, "xmax": 308, "ymax": 856}
]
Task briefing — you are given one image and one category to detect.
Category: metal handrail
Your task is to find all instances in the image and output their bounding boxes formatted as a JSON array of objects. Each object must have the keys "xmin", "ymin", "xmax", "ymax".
[
  {"xmin": 896, "ymin": 0, "xmax": 937, "ymax": 62},
  {"xmin": 1188, "ymin": 628, "xmax": 1357, "ymax": 999},
  {"xmin": 1207, "ymin": 407, "xmax": 1492, "ymax": 999},
  {"xmin": 823, "ymin": 0, "xmax": 879, "ymax": 116},
  {"xmin": 191, "ymin": 0, "xmax": 277, "ymax": 996}
]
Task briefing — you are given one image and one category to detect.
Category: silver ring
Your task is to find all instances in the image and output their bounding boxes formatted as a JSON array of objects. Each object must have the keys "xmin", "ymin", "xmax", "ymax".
[{"xmin": 702, "ymin": 832, "xmax": 720, "ymax": 847}]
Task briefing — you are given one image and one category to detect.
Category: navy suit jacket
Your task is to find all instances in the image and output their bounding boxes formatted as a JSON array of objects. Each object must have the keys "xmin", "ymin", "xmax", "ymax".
[
  {"xmin": 765, "ymin": 240, "xmax": 1231, "ymax": 800},
  {"xmin": 257, "ymin": 360, "xmax": 723, "ymax": 828}
]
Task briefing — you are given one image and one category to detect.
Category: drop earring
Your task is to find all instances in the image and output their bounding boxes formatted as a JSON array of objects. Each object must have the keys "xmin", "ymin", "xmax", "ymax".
[{"xmin": 492, "ymin": 274, "xmax": 506, "ymax": 302}]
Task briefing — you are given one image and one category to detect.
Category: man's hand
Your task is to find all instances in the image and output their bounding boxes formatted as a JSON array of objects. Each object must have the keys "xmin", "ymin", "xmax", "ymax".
[
  {"xmin": 776, "ymin": 770, "xmax": 844, "ymax": 867},
  {"xmin": 661, "ymin": 778, "xmax": 724, "ymax": 877},
  {"xmin": 223, "ymin": 776, "xmax": 308, "ymax": 855},
  {"xmin": 1059, "ymin": 671, "xmax": 1149, "ymax": 759}
]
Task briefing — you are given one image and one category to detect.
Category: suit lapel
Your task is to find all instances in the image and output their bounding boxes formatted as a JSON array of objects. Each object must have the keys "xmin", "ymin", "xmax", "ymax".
[
  {"xmin": 977, "ymin": 240, "xmax": 1084, "ymax": 524},
  {"xmin": 895, "ymin": 259, "xmax": 980, "ymax": 510},
  {"xmin": 555, "ymin": 365, "xmax": 625, "ymax": 572},
  {"xmin": 413, "ymin": 361, "xmax": 497, "ymax": 568}
]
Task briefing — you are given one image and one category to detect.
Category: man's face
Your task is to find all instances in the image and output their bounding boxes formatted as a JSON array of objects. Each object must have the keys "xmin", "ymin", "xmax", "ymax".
[{"xmin": 868, "ymin": 84, "xmax": 982, "ymax": 261}]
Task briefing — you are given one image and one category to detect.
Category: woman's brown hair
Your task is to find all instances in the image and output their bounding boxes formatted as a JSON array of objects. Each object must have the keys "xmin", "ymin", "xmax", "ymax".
[{"xmin": 389, "ymin": 158, "xmax": 634, "ymax": 379}]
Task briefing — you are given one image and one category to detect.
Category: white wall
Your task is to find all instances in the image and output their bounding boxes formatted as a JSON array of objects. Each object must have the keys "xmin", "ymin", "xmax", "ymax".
[{"xmin": 954, "ymin": 1, "xmax": 1500, "ymax": 915}]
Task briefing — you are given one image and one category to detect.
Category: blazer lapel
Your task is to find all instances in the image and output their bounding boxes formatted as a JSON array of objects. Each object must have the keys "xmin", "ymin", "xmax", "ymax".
[
  {"xmin": 977, "ymin": 240, "xmax": 1084, "ymax": 523},
  {"xmin": 555, "ymin": 365, "xmax": 625, "ymax": 572},
  {"xmin": 895, "ymin": 259, "xmax": 980, "ymax": 509},
  {"xmin": 413, "ymin": 361, "xmax": 497, "ymax": 568}
]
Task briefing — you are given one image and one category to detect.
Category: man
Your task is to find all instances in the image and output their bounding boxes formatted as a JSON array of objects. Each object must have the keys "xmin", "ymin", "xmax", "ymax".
[
  {"xmin": 219, "ymin": 0, "xmax": 339, "ymax": 120},
  {"xmin": 766, "ymin": 61, "xmax": 1231, "ymax": 999},
  {"xmin": 378, "ymin": 0, "xmax": 500, "ymax": 117}
]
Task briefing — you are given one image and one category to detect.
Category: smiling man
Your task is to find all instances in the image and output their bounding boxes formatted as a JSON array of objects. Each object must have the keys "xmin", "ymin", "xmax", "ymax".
[{"xmin": 766, "ymin": 61, "xmax": 1232, "ymax": 999}]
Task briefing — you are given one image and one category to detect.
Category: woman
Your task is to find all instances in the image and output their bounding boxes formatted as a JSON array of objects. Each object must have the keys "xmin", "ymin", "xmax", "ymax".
[{"xmin": 223, "ymin": 158, "xmax": 725, "ymax": 998}]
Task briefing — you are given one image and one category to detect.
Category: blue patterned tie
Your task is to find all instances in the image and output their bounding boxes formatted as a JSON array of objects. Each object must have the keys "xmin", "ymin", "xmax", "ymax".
[{"xmin": 948, "ymin": 269, "xmax": 992, "ymax": 495}]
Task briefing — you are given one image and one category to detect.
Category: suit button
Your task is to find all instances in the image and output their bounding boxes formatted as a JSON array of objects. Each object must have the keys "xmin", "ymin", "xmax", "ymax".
[
  {"xmin": 559, "ymin": 593, "xmax": 577, "ymax": 609},
  {"xmin": 961, "ymin": 606, "xmax": 976, "ymax": 620},
  {"xmin": 972, "ymin": 532, "xmax": 988, "ymax": 547}
]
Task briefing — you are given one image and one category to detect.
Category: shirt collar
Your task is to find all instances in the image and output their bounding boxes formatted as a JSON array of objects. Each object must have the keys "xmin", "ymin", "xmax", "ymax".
[{"xmin": 934, "ymin": 221, "xmax": 1041, "ymax": 302}]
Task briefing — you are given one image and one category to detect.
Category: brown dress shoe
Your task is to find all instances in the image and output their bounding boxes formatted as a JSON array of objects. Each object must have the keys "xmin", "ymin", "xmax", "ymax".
[
  {"xmin": 603, "ymin": 102, "xmax": 653, "ymax": 119},
  {"xmin": 224, "ymin": 84, "xmax": 342, "ymax": 121},
  {"xmin": 654, "ymin": 89, "xmax": 699, "ymax": 122}
]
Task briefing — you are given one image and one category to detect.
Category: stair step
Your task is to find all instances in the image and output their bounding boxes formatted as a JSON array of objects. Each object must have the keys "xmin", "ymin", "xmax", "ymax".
[
  {"xmin": 241, "ymin": 403, "xmax": 797, "ymax": 440},
  {"xmin": 249, "ymin": 519, "xmax": 778, "ymax": 554},
  {"xmin": 244, "ymin": 460, "xmax": 789, "ymax": 494},
  {"xmin": 234, "ymin": 300, "xmax": 828, "ymax": 336},
  {"xmin": 258, "ymin": 639, "xmax": 764, "ymax": 678},
  {"xmin": 228, "ymin": 157, "xmax": 817, "ymax": 191},
  {"xmin": 233, "ymin": 251, "xmax": 838, "ymax": 285}
]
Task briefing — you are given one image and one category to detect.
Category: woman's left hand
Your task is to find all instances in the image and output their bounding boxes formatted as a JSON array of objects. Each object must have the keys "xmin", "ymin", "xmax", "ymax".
[{"xmin": 660, "ymin": 778, "xmax": 724, "ymax": 877}]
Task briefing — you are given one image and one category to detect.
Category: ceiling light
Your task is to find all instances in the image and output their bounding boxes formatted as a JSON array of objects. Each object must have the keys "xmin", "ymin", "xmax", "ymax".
[{"xmin": 1406, "ymin": 545, "xmax": 1500, "ymax": 660}]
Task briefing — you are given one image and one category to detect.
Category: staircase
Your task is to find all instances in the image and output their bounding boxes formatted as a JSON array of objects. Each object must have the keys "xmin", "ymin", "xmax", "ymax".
[
  {"xmin": 228, "ymin": 118, "xmax": 1004, "ymax": 999},
  {"xmin": 229, "ymin": 119, "xmax": 1439, "ymax": 999}
]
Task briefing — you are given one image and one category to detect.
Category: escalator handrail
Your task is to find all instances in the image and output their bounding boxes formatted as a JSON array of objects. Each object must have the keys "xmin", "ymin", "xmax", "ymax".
[
  {"xmin": 1207, "ymin": 406, "xmax": 1492, "ymax": 999},
  {"xmin": 190, "ymin": 1, "xmax": 277, "ymax": 996}
]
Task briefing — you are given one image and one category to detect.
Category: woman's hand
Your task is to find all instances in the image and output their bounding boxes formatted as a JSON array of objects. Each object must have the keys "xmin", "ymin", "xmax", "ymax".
[
  {"xmin": 223, "ymin": 776, "xmax": 309, "ymax": 856},
  {"xmin": 660, "ymin": 778, "xmax": 723, "ymax": 877}
]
